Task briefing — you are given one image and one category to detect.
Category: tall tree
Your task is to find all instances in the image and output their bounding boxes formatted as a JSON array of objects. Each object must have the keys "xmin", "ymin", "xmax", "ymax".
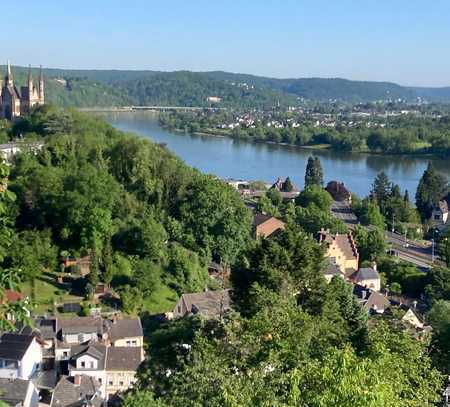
[
  {"xmin": 416, "ymin": 162, "xmax": 448, "ymax": 220},
  {"xmin": 371, "ymin": 171, "xmax": 391, "ymax": 211},
  {"xmin": 305, "ymin": 156, "xmax": 324, "ymax": 187}
]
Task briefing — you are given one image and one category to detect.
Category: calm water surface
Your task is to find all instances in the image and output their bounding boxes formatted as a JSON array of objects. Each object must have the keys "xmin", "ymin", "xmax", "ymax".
[{"xmin": 102, "ymin": 111, "xmax": 450, "ymax": 198}]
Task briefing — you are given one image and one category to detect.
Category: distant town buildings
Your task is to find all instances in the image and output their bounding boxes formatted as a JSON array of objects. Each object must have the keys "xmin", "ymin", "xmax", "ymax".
[{"xmin": 0, "ymin": 61, "xmax": 45, "ymax": 120}]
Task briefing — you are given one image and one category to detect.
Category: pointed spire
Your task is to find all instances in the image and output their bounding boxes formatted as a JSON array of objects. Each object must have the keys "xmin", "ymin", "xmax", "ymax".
[
  {"xmin": 28, "ymin": 65, "xmax": 33, "ymax": 85},
  {"xmin": 39, "ymin": 65, "xmax": 45, "ymax": 104},
  {"xmin": 6, "ymin": 60, "xmax": 13, "ymax": 85}
]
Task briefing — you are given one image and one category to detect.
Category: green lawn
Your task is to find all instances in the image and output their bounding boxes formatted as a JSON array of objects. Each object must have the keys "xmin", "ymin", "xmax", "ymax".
[
  {"xmin": 20, "ymin": 273, "xmax": 84, "ymax": 315},
  {"xmin": 143, "ymin": 284, "xmax": 178, "ymax": 315}
]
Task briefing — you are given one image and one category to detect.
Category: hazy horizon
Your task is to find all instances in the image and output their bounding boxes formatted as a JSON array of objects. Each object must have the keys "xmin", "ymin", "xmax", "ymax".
[{"xmin": 4, "ymin": 1, "xmax": 450, "ymax": 87}]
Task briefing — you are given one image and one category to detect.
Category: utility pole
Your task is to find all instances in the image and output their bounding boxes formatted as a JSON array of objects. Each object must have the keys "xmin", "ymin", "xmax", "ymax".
[
  {"xmin": 431, "ymin": 229, "xmax": 436, "ymax": 263},
  {"xmin": 391, "ymin": 213, "xmax": 395, "ymax": 233}
]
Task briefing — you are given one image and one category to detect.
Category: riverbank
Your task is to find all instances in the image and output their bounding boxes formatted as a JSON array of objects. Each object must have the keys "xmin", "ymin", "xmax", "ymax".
[{"xmin": 163, "ymin": 125, "xmax": 441, "ymax": 158}]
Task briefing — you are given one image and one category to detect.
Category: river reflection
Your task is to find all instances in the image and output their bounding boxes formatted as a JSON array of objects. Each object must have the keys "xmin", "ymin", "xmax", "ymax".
[{"xmin": 99, "ymin": 111, "xmax": 450, "ymax": 198}]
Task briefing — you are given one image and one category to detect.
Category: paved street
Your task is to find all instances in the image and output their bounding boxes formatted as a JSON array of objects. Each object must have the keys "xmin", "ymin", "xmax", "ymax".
[{"xmin": 331, "ymin": 200, "xmax": 442, "ymax": 269}]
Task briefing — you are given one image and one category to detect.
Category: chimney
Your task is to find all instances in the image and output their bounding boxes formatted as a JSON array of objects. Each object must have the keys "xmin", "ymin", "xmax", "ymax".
[{"xmin": 74, "ymin": 375, "xmax": 81, "ymax": 386}]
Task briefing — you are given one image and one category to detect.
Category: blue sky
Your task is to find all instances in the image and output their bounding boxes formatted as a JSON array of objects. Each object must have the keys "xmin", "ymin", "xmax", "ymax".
[{"xmin": 3, "ymin": 1, "xmax": 450, "ymax": 86}]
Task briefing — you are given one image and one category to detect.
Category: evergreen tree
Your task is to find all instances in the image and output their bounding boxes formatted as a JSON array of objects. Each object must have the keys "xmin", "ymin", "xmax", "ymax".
[
  {"xmin": 416, "ymin": 162, "xmax": 448, "ymax": 220},
  {"xmin": 371, "ymin": 171, "xmax": 391, "ymax": 210},
  {"xmin": 404, "ymin": 189, "xmax": 410, "ymax": 203},
  {"xmin": 283, "ymin": 176, "xmax": 294, "ymax": 192},
  {"xmin": 391, "ymin": 184, "xmax": 401, "ymax": 199},
  {"xmin": 304, "ymin": 156, "xmax": 323, "ymax": 187}
]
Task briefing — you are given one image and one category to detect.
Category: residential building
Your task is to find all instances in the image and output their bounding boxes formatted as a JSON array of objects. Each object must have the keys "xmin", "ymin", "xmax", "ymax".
[
  {"xmin": 105, "ymin": 347, "xmax": 142, "ymax": 398},
  {"xmin": 353, "ymin": 284, "xmax": 390, "ymax": 314},
  {"xmin": 0, "ymin": 142, "xmax": 44, "ymax": 162},
  {"xmin": 107, "ymin": 318, "xmax": 144, "ymax": 350},
  {"xmin": 253, "ymin": 213, "xmax": 285, "ymax": 239},
  {"xmin": 173, "ymin": 289, "xmax": 231, "ymax": 319},
  {"xmin": 0, "ymin": 333, "xmax": 42, "ymax": 380},
  {"xmin": 68, "ymin": 343, "xmax": 107, "ymax": 397},
  {"xmin": 318, "ymin": 229, "xmax": 359, "ymax": 276},
  {"xmin": 50, "ymin": 375, "xmax": 102, "ymax": 407},
  {"xmin": 350, "ymin": 264, "xmax": 381, "ymax": 292},
  {"xmin": 1, "ymin": 290, "xmax": 30, "ymax": 322},
  {"xmin": 0, "ymin": 378, "xmax": 39, "ymax": 407},
  {"xmin": 431, "ymin": 193, "xmax": 450, "ymax": 225},
  {"xmin": 68, "ymin": 341, "xmax": 144, "ymax": 400},
  {"xmin": 55, "ymin": 317, "xmax": 105, "ymax": 362},
  {"xmin": 401, "ymin": 307, "xmax": 424, "ymax": 330},
  {"xmin": 325, "ymin": 181, "xmax": 352, "ymax": 203},
  {"xmin": 0, "ymin": 62, "xmax": 44, "ymax": 120},
  {"xmin": 323, "ymin": 258, "xmax": 344, "ymax": 282}
]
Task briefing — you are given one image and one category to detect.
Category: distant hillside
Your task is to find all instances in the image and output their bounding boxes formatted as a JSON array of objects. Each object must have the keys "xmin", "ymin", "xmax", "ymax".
[
  {"xmin": 2, "ymin": 66, "xmax": 131, "ymax": 107},
  {"xmin": 3, "ymin": 65, "xmax": 450, "ymax": 107}
]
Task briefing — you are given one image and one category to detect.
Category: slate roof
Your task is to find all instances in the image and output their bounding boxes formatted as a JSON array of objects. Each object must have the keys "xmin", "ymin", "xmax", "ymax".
[
  {"xmin": 179, "ymin": 289, "xmax": 231, "ymax": 318},
  {"xmin": 70, "ymin": 342, "xmax": 107, "ymax": 370},
  {"xmin": 33, "ymin": 369, "xmax": 57, "ymax": 390},
  {"xmin": 0, "ymin": 378, "xmax": 30, "ymax": 406},
  {"xmin": 353, "ymin": 267, "xmax": 379, "ymax": 281},
  {"xmin": 108, "ymin": 318, "xmax": 143, "ymax": 342},
  {"xmin": 50, "ymin": 375, "xmax": 102, "ymax": 407},
  {"xmin": 353, "ymin": 284, "xmax": 390, "ymax": 313},
  {"xmin": 324, "ymin": 259, "xmax": 342, "ymax": 277},
  {"xmin": 0, "ymin": 333, "xmax": 34, "ymax": 361},
  {"xmin": 106, "ymin": 347, "xmax": 142, "ymax": 371},
  {"xmin": 58, "ymin": 316, "xmax": 103, "ymax": 335},
  {"xmin": 35, "ymin": 318, "xmax": 57, "ymax": 340}
]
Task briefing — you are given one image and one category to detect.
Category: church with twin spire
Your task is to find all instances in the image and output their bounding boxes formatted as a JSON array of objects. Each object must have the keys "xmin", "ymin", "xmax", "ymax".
[{"xmin": 0, "ymin": 61, "xmax": 45, "ymax": 120}]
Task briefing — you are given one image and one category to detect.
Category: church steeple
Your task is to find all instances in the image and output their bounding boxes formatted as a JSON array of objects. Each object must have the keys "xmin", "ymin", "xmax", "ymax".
[
  {"xmin": 5, "ymin": 60, "xmax": 13, "ymax": 86},
  {"xmin": 39, "ymin": 65, "xmax": 44, "ymax": 104},
  {"xmin": 28, "ymin": 65, "xmax": 33, "ymax": 90}
]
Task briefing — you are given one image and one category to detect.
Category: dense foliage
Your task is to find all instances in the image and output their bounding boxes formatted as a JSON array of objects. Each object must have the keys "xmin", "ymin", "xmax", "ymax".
[{"xmin": 1, "ymin": 105, "xmax": 252, "ymax": 315}]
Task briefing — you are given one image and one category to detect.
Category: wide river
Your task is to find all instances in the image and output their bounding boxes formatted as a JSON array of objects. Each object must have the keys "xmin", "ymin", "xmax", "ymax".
[{"xmin": 102, "ymin": 111, "xmax": 450, "ymax": 198}]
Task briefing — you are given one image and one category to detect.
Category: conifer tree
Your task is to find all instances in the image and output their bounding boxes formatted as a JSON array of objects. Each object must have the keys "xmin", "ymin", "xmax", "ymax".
[
  {"xmin": 304, "ymin": 156, "xmax": 323, "ymax": 187},
  {"xmin": 416, "ymin": 162, "xmax": 448, "ymax": 220}
]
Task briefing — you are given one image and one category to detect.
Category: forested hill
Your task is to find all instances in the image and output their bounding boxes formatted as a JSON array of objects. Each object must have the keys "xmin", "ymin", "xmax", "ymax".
[{"xmin": 4, "ymin": 65, "xmax": 450, "ymax": 107}]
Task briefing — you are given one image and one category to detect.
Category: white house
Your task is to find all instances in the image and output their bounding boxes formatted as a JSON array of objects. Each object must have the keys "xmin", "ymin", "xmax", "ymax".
[
  {"xmin": 0, "ymin": 333, "xmax": 42, "ymax": 380},
  {"xmin": 69, "ymin": 343, "xmax": 107, "ymax": 397},
  {"xmin": 350, "ymin": 264, "xmax": 381, "ymax": 292}
]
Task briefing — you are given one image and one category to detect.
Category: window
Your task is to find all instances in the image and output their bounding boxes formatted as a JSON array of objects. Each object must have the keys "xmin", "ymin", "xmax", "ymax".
[
  {"xmin": 131, "ymin": 340, "xmax": 137, "ymax": 346},
  {"xmin": 126, "ymin": 341, "xmax": 131, "ymax": 346},
  {"xmin": 63, "ymin": 351, "xmax": 68, "ymax": 357},
  {"xmin": 98, "ymin": 378, "xmax": 102, "ymax": 384},
  {"xmin": 109, "ymin": 380, "xmax": 113, "ymax": 386},
  {"xmin": 119, "ymin": 381, "xmax": 124, "ymax": 386},
  {"xmin": 80, "ymin": 361, "xmax": 86, "ymax": 368},
  {"xmin": 89, "ymin": 361, "xmax": 94, "ymax": 368}
]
